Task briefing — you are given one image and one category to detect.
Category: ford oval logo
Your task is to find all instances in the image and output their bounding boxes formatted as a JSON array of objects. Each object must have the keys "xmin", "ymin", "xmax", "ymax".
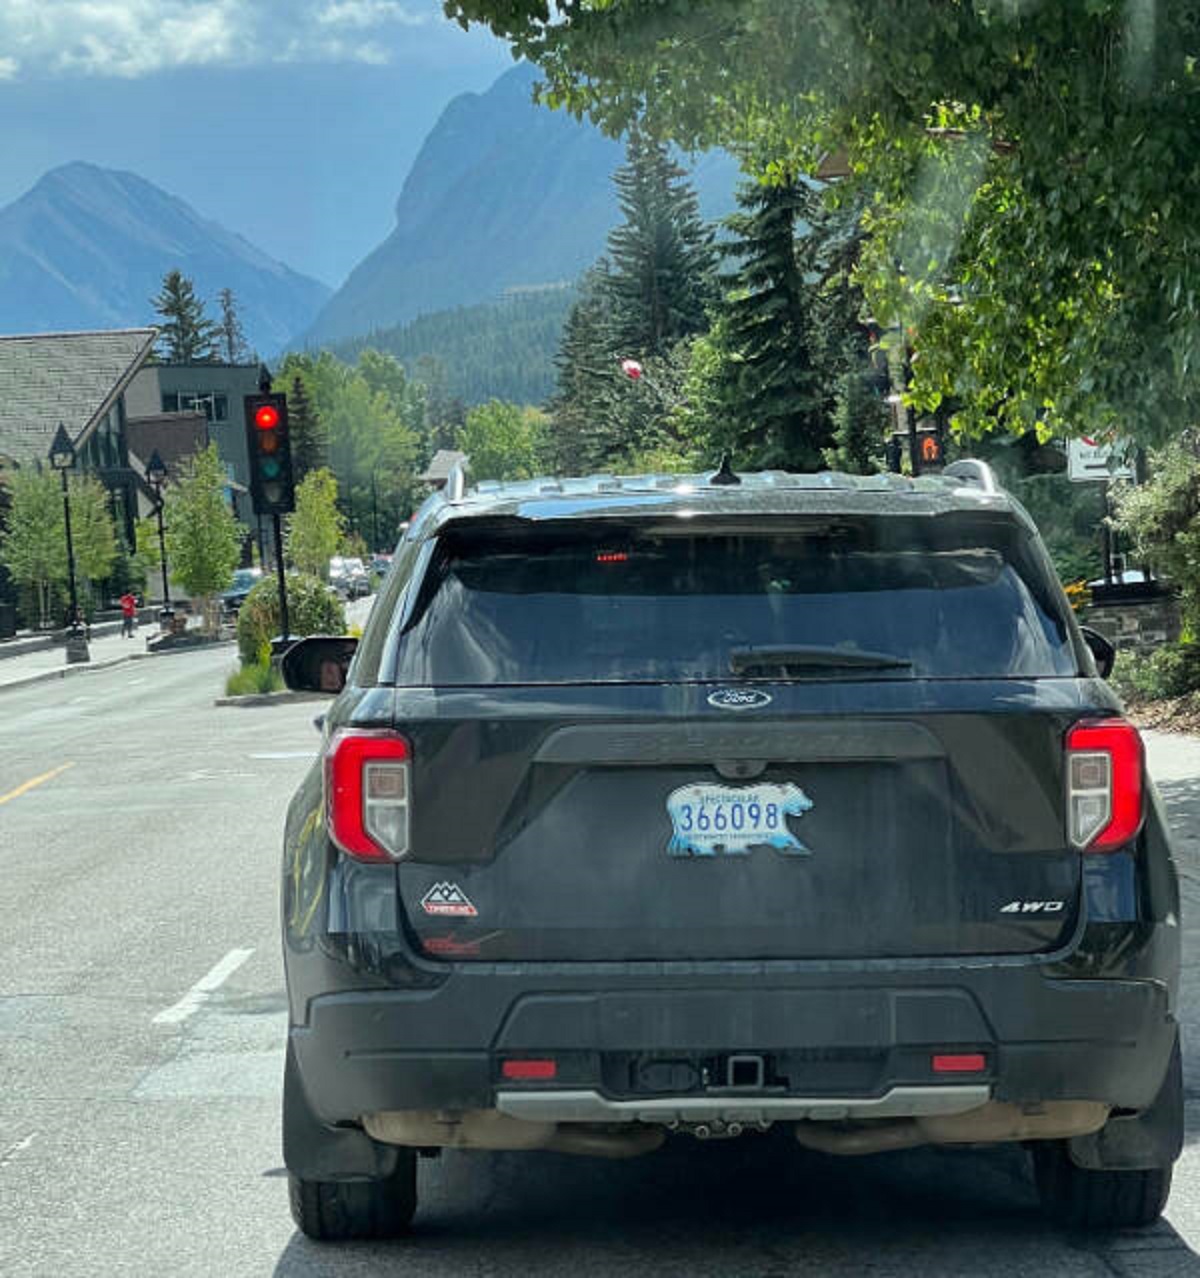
[{"xmin": 707, "ymin": 687, "xmax": 773, "ymax": 712}]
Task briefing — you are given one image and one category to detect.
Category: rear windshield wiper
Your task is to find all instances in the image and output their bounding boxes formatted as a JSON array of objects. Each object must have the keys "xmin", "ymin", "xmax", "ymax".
[{"xmin": 728, "ymin": 645, "xmax": 914, "ymax": 676}]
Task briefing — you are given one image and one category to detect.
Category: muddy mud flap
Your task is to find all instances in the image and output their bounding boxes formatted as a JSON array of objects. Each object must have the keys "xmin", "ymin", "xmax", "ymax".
[
  {"xmin": 1067, "ymin": 1033, "xmax": 1183, "ymax": 1171},
  {"xmin": 283, "ymin": 1042, "xmax": 400, "ymax": 1182}
]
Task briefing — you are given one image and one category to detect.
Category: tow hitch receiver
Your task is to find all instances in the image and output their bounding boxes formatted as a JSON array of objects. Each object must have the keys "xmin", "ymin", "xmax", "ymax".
[{"xmin": 725, "ymin": 1055, "xmax": 766, "ymax": 1089}]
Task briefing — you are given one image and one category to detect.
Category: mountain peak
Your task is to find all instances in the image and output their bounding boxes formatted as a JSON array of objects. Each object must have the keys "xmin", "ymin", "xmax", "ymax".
[
  {"xmin": 302, "ymin": 63, "xmax": 737, "ymax": 347},
  {"xmin": 0, "ymin": 165, "xmax": 330, "ymax": 354}
]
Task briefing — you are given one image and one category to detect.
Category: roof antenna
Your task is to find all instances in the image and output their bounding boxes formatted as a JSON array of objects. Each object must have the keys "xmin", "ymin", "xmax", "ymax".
[{"xmin": 710, "ymin": 453, "xmax": 741, "ymax": 486}]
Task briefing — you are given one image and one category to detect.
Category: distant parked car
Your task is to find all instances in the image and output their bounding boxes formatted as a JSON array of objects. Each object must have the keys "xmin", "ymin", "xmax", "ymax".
[
  {"xmin": 328, "ymin": 557, "xmax": 370, "ymax": 599},
  {"xmin": 219, "ymin": 568, "xmax": 263, "ymax": 615}
]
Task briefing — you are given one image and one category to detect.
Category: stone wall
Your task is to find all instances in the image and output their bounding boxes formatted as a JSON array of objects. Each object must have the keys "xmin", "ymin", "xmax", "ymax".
[{"xmin": 1084, "ymin": 596, "xmax": 1181, "ymax": 653}]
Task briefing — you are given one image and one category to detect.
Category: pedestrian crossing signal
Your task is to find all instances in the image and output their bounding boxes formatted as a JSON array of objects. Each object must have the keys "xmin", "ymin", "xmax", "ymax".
[
  {"xmin": 915, "ymin": 429, "xmax": 945, "ymax": 473},
  {"xmin": 886, "ymin": 428, "xmax": 946, "ymax": 475}
]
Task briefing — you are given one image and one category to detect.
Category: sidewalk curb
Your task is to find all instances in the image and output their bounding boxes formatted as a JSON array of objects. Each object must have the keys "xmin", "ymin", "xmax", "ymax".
[
  {"xmin": 0, "ymin": 651, "xmax": 141, "ymax": 694},
  {"xmin": 0, "ymin": 609, "xmax": 163, "ymax": 660},
  {"xmin": 213, "ymin": 691, "xmax": 327, "ymax": 708},
  {"xmin": 0, "ymin": 638, "xmax": 234, "ymax": 696}
]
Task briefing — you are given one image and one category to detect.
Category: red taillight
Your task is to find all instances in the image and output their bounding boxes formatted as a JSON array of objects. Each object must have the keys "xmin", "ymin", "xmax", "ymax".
[
  {"xmin": 932, "ymin": 1053, "xmax": 987, "ymax": 1074},
  {"xmin": 325, "ymin": 730, "xmax": 411, "ymax": 862},
  {"xmin": 501, "ymin": 1059, "xmax": 557, "ymax": 1080},
  {"xmin": 1065, "ymin": 718, "xmax": 1144, "ymax": 853}
]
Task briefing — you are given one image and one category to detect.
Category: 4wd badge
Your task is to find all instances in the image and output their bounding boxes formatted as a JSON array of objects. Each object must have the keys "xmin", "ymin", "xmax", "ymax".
[{"xmin": 421, "ymin": 883, "xmax": 478, "ymax": 917}]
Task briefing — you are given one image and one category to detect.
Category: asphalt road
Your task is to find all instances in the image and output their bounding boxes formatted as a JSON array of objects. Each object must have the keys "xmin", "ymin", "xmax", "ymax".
[{"xmin": 3, "ymin": 649, "xmax": 1200, "ymax": 1276}]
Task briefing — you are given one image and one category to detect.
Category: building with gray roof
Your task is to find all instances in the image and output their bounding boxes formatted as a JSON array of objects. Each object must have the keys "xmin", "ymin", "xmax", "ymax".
[
  {"xmin": 0, "ymin": 328, "xmax": 155, "ymax": 469},
  {"xmin": 0, "ymin": 328, "xmax": 158, "ymax": 548}
]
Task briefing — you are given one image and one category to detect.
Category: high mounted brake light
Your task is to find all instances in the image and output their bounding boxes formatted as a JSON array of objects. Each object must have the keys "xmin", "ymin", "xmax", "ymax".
[
  {"xmin": 1065, "ymin": 718, "xmax": 1144, "ymax": 853},
  {"xmin": 326, "ymin": 730, "xmax": 411, "ymax": 862}
]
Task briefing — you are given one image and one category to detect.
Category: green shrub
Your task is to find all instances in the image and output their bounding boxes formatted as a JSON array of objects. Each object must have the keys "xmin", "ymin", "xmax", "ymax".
[
  {"xmin": 224, "ymin": 652, "xmax": 284, "ymax": 696},
  {"xmin": 1111, "ymin": 643, "xmax": 1200, "ymax": 702},
  {"xmin": 236, "ymin": 572, "xmax": 345, "ymax": 665}
]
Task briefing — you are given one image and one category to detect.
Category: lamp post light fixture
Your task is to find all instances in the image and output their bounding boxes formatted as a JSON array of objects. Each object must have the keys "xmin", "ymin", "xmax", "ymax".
[
  {"xmin": 145, "ymin": 450, "xmax": 173, "ymax": 625},
  {"xmin": 47, "ymin": 423, "xmax": 89, "ymax": 665}
]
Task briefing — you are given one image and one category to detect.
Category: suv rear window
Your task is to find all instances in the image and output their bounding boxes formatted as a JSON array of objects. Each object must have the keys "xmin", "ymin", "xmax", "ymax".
[{"xmin": 394, "ymin": 517, "xmax": 1076, "ymax": 685}]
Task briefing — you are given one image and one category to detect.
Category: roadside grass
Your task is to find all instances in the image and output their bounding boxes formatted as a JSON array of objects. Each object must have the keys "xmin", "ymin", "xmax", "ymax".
[{"xmin": 224, "ymin": 651, "xmax": 283, "ymax": 697}]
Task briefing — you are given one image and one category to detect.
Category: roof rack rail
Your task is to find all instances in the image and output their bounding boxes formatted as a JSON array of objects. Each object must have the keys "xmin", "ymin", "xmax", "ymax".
[
  {"xmin": 943, "ymin": 459, "xmax": 999, "ymax": 494},
  {"xmin": 445, "ymin": 458, "xmax": 469, "ymax": 503}
]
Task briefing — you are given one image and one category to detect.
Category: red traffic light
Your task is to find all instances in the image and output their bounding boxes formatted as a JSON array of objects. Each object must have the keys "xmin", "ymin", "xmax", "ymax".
[{"xmin": 255, "ymin": 404, "xmax": 280, "ymax": 430}]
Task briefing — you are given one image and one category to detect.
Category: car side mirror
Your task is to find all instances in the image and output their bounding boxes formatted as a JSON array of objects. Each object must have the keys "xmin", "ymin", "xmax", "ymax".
[
  {"xmin": 280, "ymin": 635, "xmax": 359, "ymax": 695},
  {"xmin": 1079, "ymin": 626, "xmax": 1116, "ymax": 680}
]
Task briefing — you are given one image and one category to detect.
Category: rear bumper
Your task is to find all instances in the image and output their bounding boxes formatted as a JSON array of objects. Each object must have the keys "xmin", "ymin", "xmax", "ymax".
[{"xmin": 289, "ymin": 964, "xmax": 1177, "ymax": 1125}]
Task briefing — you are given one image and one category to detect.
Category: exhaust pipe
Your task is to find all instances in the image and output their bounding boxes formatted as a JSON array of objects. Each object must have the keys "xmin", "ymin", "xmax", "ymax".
[
  {"xmin": 794, "ymin": 1121, "xmax": 926, "ymax": 1156},
  {"xmin": 546, "ymin": 1126, "xmax": 664, "ymax": 1158},
  {"xmin": 363, "ymin": 1109, "xmax": 664, "ymax": 1159},
  {"xmin": 793, "ymin": 1101, "xmax": 1109, "ymax": 1157}
]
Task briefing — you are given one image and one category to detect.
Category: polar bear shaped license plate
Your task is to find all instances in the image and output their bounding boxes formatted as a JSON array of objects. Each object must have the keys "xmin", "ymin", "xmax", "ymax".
[{"xmin": 665, "ymin": 782, "xmax": 814, "ymax": 857}]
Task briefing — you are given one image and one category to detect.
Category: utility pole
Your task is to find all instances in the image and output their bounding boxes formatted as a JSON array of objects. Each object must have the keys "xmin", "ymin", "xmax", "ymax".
[
  {"xmin": 48, "ymin": 424, "xmax": 89, "ymax": 663},
  {"xmin": 145, "ymin": 450, "xmax": 172, "ymax": 622},
  {"xmin": 272, "ymin": 511, "xmax": 290, "ymax": 641},
  {"xmin": 244, "ymin": 366, "xmax": 295, "ymax": 652}
]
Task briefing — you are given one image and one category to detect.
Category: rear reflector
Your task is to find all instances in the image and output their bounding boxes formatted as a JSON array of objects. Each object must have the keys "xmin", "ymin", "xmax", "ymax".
[
  {"xmin": 325, "ymin": 729, "xmax": 412, "ymax": 862},
  {"xmin": 932, "ymin": 1053, "xmax": 987, "ymax": 1074},
  {"xmin": 1065, "ymin": 718, "xmax": 1144, "ymax": 853},
  {"xmin": 501, "ymin": 1059, "xmax": 557, "ymax": 1081},
  {"xmin": 422, "ymin": 936, "xmax": 481, "ymax": 958}
]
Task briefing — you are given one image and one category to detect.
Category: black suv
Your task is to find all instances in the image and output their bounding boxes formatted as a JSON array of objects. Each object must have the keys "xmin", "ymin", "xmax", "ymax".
[{"xmin": 279, "ymin": 461, "xmax": 1181, "ymax": 1242}]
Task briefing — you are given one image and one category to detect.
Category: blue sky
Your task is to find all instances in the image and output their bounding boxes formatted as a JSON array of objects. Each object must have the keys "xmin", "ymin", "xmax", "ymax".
[{"xmin": 0, "ymin": 1, "xmax": 513, "ymax": 285}]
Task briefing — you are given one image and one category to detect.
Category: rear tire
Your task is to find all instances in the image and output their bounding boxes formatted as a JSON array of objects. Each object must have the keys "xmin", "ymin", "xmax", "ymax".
[
  {"xmin": 1032, "ymin": 1140, "xmax": 1171, "ymax": 1229},
  {"xmin": 288, "ymin": 1153, "xmax": 418, "ymax": 1242}
]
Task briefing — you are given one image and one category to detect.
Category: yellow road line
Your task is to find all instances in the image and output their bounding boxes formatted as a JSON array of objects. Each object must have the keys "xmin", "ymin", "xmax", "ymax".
[{"xmin": 0, "ymin": 762, "xmax": 74, "ymax": 808}]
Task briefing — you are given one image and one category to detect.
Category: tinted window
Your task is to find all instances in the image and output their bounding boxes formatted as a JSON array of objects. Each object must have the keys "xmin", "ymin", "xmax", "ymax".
[{"xmin": 394, "ymin": 518, "xmax": 1076, "ymax": 686}]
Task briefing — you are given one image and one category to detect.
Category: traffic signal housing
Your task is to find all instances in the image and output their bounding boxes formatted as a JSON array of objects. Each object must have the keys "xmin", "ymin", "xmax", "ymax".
[
  {"xmin": 886, "ymin": 425, "xmax": 946, "ymax": 475},
  {"xmin": 914, "ymin": 427, "xmax": 946, "ymax": 474},
  {"xmin": 244, "ymin": 392, "xmax": 295, "ymax": 515}
]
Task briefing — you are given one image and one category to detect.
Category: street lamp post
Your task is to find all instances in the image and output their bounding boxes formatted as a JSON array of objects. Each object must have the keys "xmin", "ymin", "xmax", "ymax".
[
  {"xmin": 371, "ymin": 469, "xmax": 380, "ymax": 552},
  {"xmin": 48, "ymin": 423, "xmax": 89, "ymax": 664},
  {"xmin": 145, "ymin": 450, "xmax": 173, "ymax": 626}
]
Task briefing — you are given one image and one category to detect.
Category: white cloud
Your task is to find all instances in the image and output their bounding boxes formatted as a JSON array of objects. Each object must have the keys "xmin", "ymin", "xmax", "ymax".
[
  {"xmin": 317, "ymin": 0, "xmax": 425, "ymax": 29},
  {"xmin": 0, "ymin": 0, "xmax": 430, "ymax": 79}
]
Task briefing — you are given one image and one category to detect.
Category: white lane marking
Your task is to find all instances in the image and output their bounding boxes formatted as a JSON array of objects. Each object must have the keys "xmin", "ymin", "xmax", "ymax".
[
  {"xmin": 125, "ymin": 678, "xmax": 147, "ymax": 687},
  {"xmin": 0, "ymin": 1132, "xmax": 36, "ymax": 1165},
  {"xmin": 249, "ymin": 751, "xmax": 314, "ymax": 760},
  {"xmin": 152, "ymin": 948, "xmax": 255, "ymax": 1026}
]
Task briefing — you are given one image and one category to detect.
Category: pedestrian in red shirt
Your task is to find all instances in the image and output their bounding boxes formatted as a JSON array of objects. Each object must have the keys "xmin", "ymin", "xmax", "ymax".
[{"xmin": 119, "ymin": 591, "xmax": 138, "ymax": 638}]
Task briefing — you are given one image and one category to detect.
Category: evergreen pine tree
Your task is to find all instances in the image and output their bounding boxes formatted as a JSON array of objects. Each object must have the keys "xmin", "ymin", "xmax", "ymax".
[
  {"xmin": 547, "ymin": 133, "xmax": 719, "ymax": 475},
  {"xmin": 710, "ymin": 175, "xmax": 829, "ymax": 471},
  {"xmin": 289, "ymin": 375, "xmax": 329, "ymax": 481},
  {"xmin": 217, "ymin": 287, "xmax": 249, "ymax": 363},
  {"xmin": 546, "ymin": 133, "xmax": 715, "ymax": 480},
  {"xmin": 548, "ymin": 266, "xmax": 624, "ymax": 473},
  {"xmin": 151, "ymin": 270, "xmax": 219, "ymax": 363},
  {"xmin": 605, "ymin": 128, "xmax": 718, "ymax": 359},
  {"xmin": 823, "ymin": 357, "xmax": 888, "ymax": 474},
  {"xmin": 807, "ymin": 203, "xmax": 874, "ymax": 428}
]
